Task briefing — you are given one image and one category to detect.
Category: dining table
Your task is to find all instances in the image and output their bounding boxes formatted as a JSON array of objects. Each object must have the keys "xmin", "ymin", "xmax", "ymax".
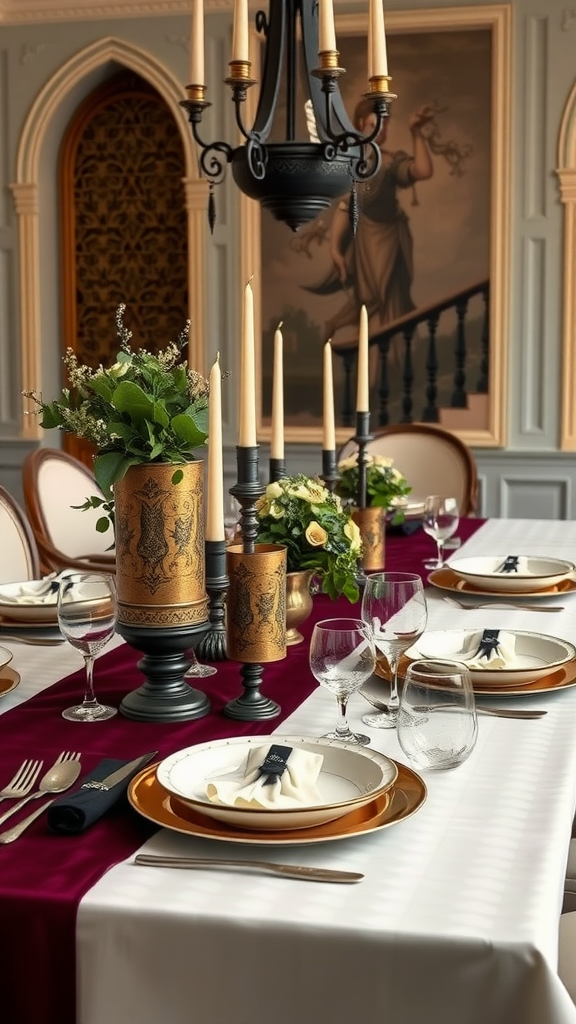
[{"xmin": 2, "ymin": 516, "xmax": 576, "ymax": 1024}]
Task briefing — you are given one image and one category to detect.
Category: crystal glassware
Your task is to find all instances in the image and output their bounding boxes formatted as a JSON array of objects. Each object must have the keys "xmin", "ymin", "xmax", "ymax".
[
  {"xmin": 57, "ymin": 571, "xmax": 118, "ymax": 722},
  {"xmin": 397, "ymin": 658, "xmax": 478, "ymax": 769},
  {"xmin": 184, "ymin": 646, "xmax": 217, "ymax": 678},
  {"xmin": 361, "ymin": 571, "xmax": 427, "ymax": 729},
  {"xmin": 422, "ymin": 495, "xmax": 459, "ymax": 569},
  {"xmin": 309, "ymin": 617, "xmax": 376, "ymax": 745}
]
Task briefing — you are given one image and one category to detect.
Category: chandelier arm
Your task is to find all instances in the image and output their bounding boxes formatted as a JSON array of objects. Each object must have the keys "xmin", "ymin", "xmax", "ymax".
[
  {"xmin": 244, "ymin": 137, "xmax": 268, "ymax": 181},
  {"xmin": 251, "ymin": 0, "xmax": 287, "ymax": 140},
  {"xmin": 198, "ymin": 141, "xmax": 235, "ymax": 183}
]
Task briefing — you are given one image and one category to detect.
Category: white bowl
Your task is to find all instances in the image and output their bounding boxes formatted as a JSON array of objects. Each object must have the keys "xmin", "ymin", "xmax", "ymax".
[
  {"xmin": 0, "ymin": 579, "xmax": 59, "ymax": 623},
  {"xmin": 447, "ymin": 556, "xmax": 576, "ymax": 593},
  {"xmin": 156, "ymin": 735, "xmax": 398, "ymax": 831},
  {"xmin": 0, "ymin": 646, "xmax": 13, "ymax": 672},
  {"xmin": 405, "ymin": 629, "xmax": 576, "ymax": 687}
]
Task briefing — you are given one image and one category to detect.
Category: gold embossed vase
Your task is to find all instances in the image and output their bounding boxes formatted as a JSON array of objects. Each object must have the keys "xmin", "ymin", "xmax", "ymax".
[
  {"xmin": 113, "ymin": 461, "xmax": 211, "ymax": 723},
  {"xmin": 352, "ymin": 506, "xmax": 386, "ymax": 572},
  {"xmin": 285, "ymin": 569, "xmax": 315, "ymax": 646}
]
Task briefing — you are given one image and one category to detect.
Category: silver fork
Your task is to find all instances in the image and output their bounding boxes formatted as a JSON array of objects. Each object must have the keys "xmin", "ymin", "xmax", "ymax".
[
  {"xmin": 442, "ymin": 597, "xmax": 564, "ymax": 612},
  {"xmin": 0, "ymin": 752, "xmax": 79, "ymax": 825},
  {"xmin": 0, "ymin": 759, "xmax": 44, "ymax": 804}
]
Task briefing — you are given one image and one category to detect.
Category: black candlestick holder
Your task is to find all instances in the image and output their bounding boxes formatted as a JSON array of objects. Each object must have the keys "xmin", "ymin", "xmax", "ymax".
[
  {"xmin": 321, "ymin": 448, "xmax": 339, "ymax": 493},
  {"xmin": 224, "ymin": 445, "xmax": 285, "ymax": 720},
  {"xmin": 269, "ymin": 457, "xmax": 286, "ymax": 482},
  {"xmin": 196, "ymin": 539, "xmax": 228, "ymax": 661}
]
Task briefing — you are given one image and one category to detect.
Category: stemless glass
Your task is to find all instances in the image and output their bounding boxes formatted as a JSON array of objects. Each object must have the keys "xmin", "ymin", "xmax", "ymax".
[
  {"xmin": 57, "ymin": 571, "xmax": 118, "ymax": 722},
  {"xmin": 309, "ymin": 617, "xmax": 376, "ymax": 745},
  {"xmin": 422, "ymin": 495, "xmax": 459, "ymax": 569},
  {"xmin": 397, "ymin": 658, "xmax": 478, "ymax": 770},
  {"xmin": 361, "ymin": 571, "xmax": 427, "ymax": 729}
]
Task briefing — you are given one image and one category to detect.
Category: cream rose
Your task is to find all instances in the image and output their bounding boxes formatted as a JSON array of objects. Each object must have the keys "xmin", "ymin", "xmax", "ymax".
[
  {"xmin": 305, "ymin": 522, "xmax": 328, "ymax": 547},
  {"xmin": 344, "ymin": 518, "xmax": 362, "ymax": 553},
  {"xmin": 266, "ymin": 481, "xmax": 283, "ymax": 500},
  {"xmin": 338, "ymin": 454, "xmax": 359, "ymax": 472}
]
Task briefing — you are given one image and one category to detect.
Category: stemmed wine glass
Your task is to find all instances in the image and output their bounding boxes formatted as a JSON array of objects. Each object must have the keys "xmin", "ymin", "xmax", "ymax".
[
  {"xmin": 309, "ymin": 617, "xmax": 376, "ymax": 746},
  {"xmin": 422, "ymin": 495, "xmax": 459, "ymax": 569},
  {"xmin": 57, "ymin": 571, "xmax": 118, "ymax": 722},
  {"xmin": 361, "ymin": 572, "xmax": 427, "ymax": 729},
  {"xmin": 184, "ymin": 646, "xmax": 217, "ymax": 678}
]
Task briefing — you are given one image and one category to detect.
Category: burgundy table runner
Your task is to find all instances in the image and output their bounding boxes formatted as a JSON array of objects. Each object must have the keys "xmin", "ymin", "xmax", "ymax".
[{"xmin": 0, "ymin": 518, "xmax": 484, "ymax": 1024}]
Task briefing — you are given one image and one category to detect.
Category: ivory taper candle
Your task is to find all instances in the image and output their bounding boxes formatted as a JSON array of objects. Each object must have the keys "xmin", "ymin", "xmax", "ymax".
[
  {"xmin": 323, "ymin": 341, "xmax": 336, "ymax": 451},
  {"xmin": 318, "ymin": 0, "xmax": 337, "ymax": 52},
  {"xmin": 356, "ymin": 305, "xmax": 370, "ymax": 413},
  {"xmin": 271, "ymin": 323, "xmax": 284, "ymax": 460},
  {"xmin": 239, "ymin": 280, "xmax": 257, "ymax": 447},
  {"xmin": 191, "ymin": 0, "xmax": 205, "ymax": 84},
  {"xmin": 369, "ymin": 0, "xmax": 389, "ymax": 78},
  {"xmin": 232, "ymin": 0, "xmax": 250, "ymax": 62},
  {"xmin": 206, "ymin": 355, "xmax": 225, "ymax": 542}
]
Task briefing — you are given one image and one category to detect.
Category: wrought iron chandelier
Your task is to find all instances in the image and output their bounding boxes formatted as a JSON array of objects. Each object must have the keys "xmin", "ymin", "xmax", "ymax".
[{"xmin": 180, "ymin": 0, "xmax": 396, "ymax": 232}]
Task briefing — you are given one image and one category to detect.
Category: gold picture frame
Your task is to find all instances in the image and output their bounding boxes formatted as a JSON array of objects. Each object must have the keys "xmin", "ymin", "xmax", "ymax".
[{"xmin": 242, "ymin": 3, "xmax": 511, "ymax": 449}]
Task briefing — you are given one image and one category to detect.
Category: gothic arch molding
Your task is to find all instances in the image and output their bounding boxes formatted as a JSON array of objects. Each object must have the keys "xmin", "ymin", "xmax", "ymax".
[
  {"xmin": 557, "ymin": 79, "xmax": 576, "ymax": 449},
  {"xmin": 11, "ymin": 36, "xmax": 207, "ymax": 439}
]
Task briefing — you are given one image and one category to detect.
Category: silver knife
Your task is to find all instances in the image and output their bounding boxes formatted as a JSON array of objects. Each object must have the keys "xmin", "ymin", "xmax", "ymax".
[
  {"xmin": 81, "ymin": 751, "xmax": 157, "ymax": 792},
  {"xmin": 133, "ymin": 854, "xmax": 364, "ymax": 883}
]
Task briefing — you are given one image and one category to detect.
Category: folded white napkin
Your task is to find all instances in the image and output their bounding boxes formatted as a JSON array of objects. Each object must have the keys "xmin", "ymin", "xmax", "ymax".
[
  {"xmin": 459, "ymin": 629, "xmax": 517, "ymax": 669},
  {"xmin": 206, "ymin": 745, "xmax": 324, "ymax": 809},
  {"xmin": 0, "ymin": 570, "xmax": 74, "ymax": 605}
]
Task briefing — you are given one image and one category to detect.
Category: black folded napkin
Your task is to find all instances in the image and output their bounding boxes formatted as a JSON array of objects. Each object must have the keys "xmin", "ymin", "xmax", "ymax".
[
  {"xmin": 47, "ymin": 757, "xmax": 149, "ymax": 835},
  {"xmin": 387, "ymin": 518, "xmax": 422, "ymax": 536}
]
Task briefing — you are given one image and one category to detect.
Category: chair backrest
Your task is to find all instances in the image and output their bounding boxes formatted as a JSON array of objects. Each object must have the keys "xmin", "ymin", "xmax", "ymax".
[
  {"xmin": 0, "ymin": 485, "xmax": 41, "ymax": 583},
  {"xmin": 22, "ymin": 448, "xmax": 116, "ymax": 574},
  {"xmin": 338, "ymin": 423, "xmax": 479, "ymax": 516}
]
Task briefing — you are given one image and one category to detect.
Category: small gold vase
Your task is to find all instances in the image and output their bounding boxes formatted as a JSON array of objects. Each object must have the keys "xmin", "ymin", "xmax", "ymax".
[
  {"xmin": 352, "ymin": 506, "xmax": 386, "ymax": 572},
  {"xmin": 285, "ymin": 569, "xmax": 315, "ymax": 646}
]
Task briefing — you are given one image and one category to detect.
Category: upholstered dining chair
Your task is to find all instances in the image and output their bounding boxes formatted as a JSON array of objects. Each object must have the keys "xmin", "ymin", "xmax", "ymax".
[
  {"xmin": 0, "ymin": 484, "xmax": 41, "ymax": 583},
  {"xmin": 337, "ymin": 422, "xmax": 479, "ymax": 516},
  {"xmin": 22, "ymin": 448, "xmax": 116, "ymax": 575}
]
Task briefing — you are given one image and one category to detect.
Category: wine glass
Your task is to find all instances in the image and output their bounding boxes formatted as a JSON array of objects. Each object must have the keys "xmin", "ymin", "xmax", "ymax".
[
  {"xmin": 184, "ymin": 646, "xmax": 217, "ymax": 678},
  {"xmin": 397, "ymin": 658, "xmax": 478, "ymax": 770},
  {"xmin": 309, "ymin": 617, "xmax": 376, "ymax": 745},
  {"xmin": 57, "ymin": 571, "xmax": 118, "ymax": 722},
  {"xmin": 422, "ymin": 495, "xmax": 459, "ymax": 569},
  {"xmin": 361, "ymin": 571, "xmax": 427, "ymax": 729}
]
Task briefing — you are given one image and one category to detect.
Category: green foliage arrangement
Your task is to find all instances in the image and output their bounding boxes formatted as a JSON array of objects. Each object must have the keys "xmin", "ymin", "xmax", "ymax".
[
  {"xmin": 337, "ymin": 452, "xmax": 411, "ymax": 522},
  {"xmin": 23, "ymin": 305, "xmax": 209, "ymax": 501},
  {"xmin": 255, "ymin": 474, "xmax": 362, "ymax": 603}
]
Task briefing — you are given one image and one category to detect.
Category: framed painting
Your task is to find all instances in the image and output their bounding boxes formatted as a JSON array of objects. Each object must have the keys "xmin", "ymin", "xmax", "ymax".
[{"xmin": 242, "ymin": 4, "xmax": 511, "ymax": 448}]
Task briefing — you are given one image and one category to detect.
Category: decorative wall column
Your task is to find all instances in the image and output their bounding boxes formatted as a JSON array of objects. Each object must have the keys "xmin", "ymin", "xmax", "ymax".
[{"xmin": 557, "ymin": 81, "xmax": 576, "ymax": 450}]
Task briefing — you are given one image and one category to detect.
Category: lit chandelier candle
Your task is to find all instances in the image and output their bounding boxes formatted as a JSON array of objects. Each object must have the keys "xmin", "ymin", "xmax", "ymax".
[
  {"xmin": 356, "ymin": 305, "xmax": 370, "ymax": 413},
  {"xmin": 271, "ymin": 323, "xmax": 284, "ymax": 460},
  {"xmin": 323, "ymin": 341, "xmax": 336, "ymax": 452},
  {"xmin": 232, "ymin": 0, "xmax": 250, "ymax": 63},
  {"xmin": 239, "ymin": 280, "xmax": 257, "ymax": 448},
  {"xmin": 369, "ymin": 0, "xmax": 389, "ymax": 78},
  {"xmin": 191, "ymin": 0, "xmax": 205, "ymax": 85},
  {"xmin": 206, "ymin": 354, "xmax": 225, "ymax": 542},
  {"xmin": 318, "ymin": 0, "xmax": 337, "ymax": 53}
]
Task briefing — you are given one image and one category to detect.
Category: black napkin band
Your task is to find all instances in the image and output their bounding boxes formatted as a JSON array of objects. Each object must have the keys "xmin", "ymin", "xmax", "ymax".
[
  {"xmin": 476, "ymin": 629, "xmax": 500, "ymax": 658},
  {"xmin": 47, "ymin": 757, "xmax": 142, "ymax": 835},
  {"xmin": 258, "ymin": 744, "xmax": 293, "ymax": 787},
  {"xmin": 498, "ymin": 555, "xmax": 519, "ymax": 573}
]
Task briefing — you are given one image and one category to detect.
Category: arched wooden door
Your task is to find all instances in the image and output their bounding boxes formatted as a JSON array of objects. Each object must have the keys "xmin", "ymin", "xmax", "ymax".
[{"xmin": 59, "ymin": 68, "xmax": 189, "ymax": 467}]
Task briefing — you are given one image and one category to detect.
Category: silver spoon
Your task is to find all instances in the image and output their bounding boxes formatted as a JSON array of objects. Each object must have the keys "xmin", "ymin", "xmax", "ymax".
[
  {"xmin": 0, "ymin": 755, "xmax": 81, "ymax": 828},
  {"xmin": 360, "ymin": 689, "xmax": 546, "ymax": 720}
]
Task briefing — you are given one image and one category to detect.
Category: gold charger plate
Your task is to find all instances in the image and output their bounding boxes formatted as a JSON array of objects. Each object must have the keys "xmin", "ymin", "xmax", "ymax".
[
  {"xmin": 128, "ymin": 761, "xmax": 427, "ymax": 845},
  {"xmin": 375, "ymin": 656, "xmax": 576, "ymax": 698},
  {"xmin": 0, "ymin": 666, "xmax": 21, "ymax": 698},
  {"xmin": 427, "ymin": 566, "xmax": 576, "ymax": 599}
]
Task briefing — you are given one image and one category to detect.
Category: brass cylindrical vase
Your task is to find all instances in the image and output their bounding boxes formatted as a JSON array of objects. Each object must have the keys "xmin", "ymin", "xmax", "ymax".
[
  {"xmin": 226, "ymin": 543, "xmax": 287, "ymax": 663},
  {"xmin": 113, "ymin": 461, "xmax": 210, "ymax": 723},
  {"xmin": 353, "ymin": 506, "xmax": 386, "ymax": 572}
]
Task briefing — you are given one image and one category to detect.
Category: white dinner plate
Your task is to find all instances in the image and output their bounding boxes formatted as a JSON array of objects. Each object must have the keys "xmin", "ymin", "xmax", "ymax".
[
  {"xmin": 405, "ymin": 629, "xmax": 576, "ymax": 687},
  {"xmin": 427, "ymin": 566, "xmax": 576, "ymax": 599},
  {"xmin": 447, "ymin": 556, "xmax": 575, "ymax": 594},
  {"xmin": 0, "ymin": 646, "xmax": 13, "ymax": 672},
  {"xmin": 0, "ymin": 579, "xmax": 59, "ymax": 623},
  {"xmin": 156, "ymin": 735, "xmax": 398, "ymax": 831}
]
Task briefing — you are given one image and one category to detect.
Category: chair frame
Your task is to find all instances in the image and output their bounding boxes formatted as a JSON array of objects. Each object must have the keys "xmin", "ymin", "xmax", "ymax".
[
  {"xmin": 0, "ymin": 484, "xmax": 41, "ymax": 581},
  {"xmin": 338, "ymin": 422, "xmax": 479, "ymax": 517},
  {"xmin": 22, "ymin": 447, "xmax": 116, "ymax": 575}
]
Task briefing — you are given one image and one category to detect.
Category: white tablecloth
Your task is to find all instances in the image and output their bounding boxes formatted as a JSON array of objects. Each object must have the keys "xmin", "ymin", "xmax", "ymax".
[{"xmin": 13, "ymin": 520, "xmax": 576, "ymax": 1024}]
